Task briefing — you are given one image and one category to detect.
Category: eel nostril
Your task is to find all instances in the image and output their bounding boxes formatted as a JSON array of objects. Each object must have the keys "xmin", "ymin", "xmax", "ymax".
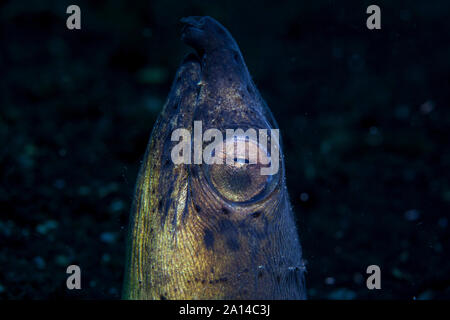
[
  {"xmin": 247, "ymin": 84, "xmax": 253, "ymax": 96},
  {"xmin": 251, "ymin": 211, "xmax": 262, "ymax": 218},
  {"xmin": 233, "ymin": 52, "xmax": 239, "ymax": 63}
]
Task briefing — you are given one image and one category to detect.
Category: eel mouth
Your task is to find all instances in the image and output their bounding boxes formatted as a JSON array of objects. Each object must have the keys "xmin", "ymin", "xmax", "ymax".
[
  {"xmin": 180, "ymin": 16, "xmax": 207, "ymax": 51},
  {"xmin": 179, "ymin": 16, "xmax": 236, "ymax": 57},
  {"xmin": 180, "ymin": 16, "xmax": 206, "ymax": 30}
]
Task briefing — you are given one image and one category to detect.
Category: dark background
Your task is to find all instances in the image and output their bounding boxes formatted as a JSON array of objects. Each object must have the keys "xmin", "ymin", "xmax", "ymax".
[{"xmin": 1, "ymin": 0, "xmax": 449, "ymax": 299}]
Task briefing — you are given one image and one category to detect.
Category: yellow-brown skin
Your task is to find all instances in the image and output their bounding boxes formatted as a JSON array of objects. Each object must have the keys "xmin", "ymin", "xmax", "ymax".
[{"xmin": 123, "ymin": 16, "xmax": 306, "ymax": 300}]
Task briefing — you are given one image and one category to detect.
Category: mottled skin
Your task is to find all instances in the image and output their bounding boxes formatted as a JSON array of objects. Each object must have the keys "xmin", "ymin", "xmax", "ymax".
[{"xmin": 123, "ymin": 16, "xmax": 306, "ymax": 300}]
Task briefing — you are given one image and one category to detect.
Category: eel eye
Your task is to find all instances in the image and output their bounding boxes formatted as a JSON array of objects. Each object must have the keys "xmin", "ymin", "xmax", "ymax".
[{"xmin": 204, "ymin": 135, "xmax": 280, "ymax": 203}]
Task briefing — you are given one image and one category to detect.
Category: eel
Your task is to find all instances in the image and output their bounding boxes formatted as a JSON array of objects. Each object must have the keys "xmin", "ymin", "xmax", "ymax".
[{"xmin": 123, "ymin": 16, "xmax": 306, "ymax": 300}]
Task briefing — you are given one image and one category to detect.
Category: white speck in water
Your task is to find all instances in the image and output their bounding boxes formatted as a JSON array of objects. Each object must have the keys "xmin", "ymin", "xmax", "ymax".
[
  {"xmin": 142, "ymin": 28, "xmax": 152, "ymax": 38},
  {"xmin": 395, "ymin": 105, "xmax": 410, "ymax": 120},
  {"xmin": 420, "ymin": 100, "xmax": 434, "ymax": 114},
  {"xmin": 33, "ymin": 256, "xmax": 46, "ymax": 270},
  {"xmin": 58, "ymin": 148, "xmax": 67, "ymax": 157},
  {"xmin": 404, "ymin": 209, "xmax": 420, "ymax": 221},
  {"xmin": 369, "ymin": 126, "xmax": 379, "ymax": 135},
  {"xmin": 353, "ymin": 273, "xmax": 363, "ymax": 284},
  {"xmin": 109, "ymin": 200, "xmax": 125, "ymax": 212},
  {"xmin": 300, "ymin": 192, "xmax": 309, "ymax": 202},
  {"xmin": 325, "ymin": 277, "xmax": 335, "ymax": 285},
  {"xmin": 102, "ymin": 254, "xmax": 111, "ymax": 263},
  {"xmin": 100, "ymin": 232, "xmax": 117, "ymax": 244},
  {"xmin": 36, "ymin": 220, "xmax": 59, "ymax": 235},
  {"xmin": 438, "ymin": 217, "xmax": 448, "ymax": 229},
  {"xmin": 53, "ymin": 179, "xmax": 66, "ymax": 190},
  {"xmin": 109, "ymin": 287, "xmax": 119, "ymax": 296}
]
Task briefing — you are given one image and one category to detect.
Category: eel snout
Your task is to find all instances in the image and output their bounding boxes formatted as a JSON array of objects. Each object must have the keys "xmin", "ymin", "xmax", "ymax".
[{"xmin": 180, "ymin": 16, "xmax": 236, "ymax": 54}]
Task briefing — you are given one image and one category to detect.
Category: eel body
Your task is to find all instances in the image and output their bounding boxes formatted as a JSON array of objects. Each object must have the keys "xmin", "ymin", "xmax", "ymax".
[{"xmin": 123, "ymin": 16, "xmax": 306, "ymax": 299}]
